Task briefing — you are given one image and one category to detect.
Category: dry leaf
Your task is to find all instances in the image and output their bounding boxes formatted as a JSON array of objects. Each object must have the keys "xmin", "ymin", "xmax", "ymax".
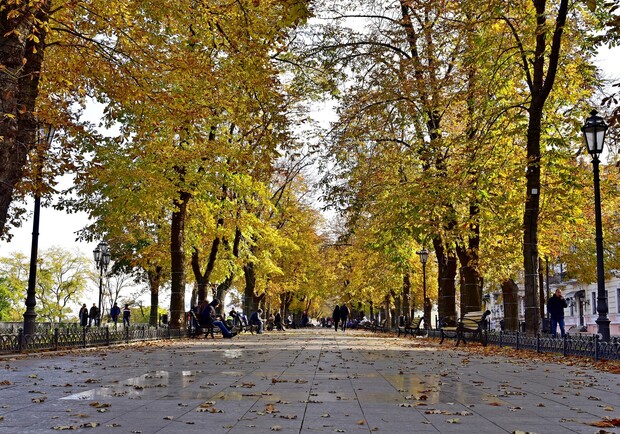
[
  {"xmin": 589, "ymin": 419, "xmax": 620, "ymax": 428},
  {"xmin": 265, "ymin": 403, "xmax": 278, "ymax": 414},
  {"xmin": 447, "ymin": 418, "xmax": 461, "ymax": 424}
]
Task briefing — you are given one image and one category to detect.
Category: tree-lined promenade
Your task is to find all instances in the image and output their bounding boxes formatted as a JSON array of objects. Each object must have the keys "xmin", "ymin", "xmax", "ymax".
[
  {"xmin": 2, "ymin": 1, "xmax": 620, "ymax": 335},
  {"xmin": 0, "ymin": 329, "xmax": 618, "ymax": 433}
]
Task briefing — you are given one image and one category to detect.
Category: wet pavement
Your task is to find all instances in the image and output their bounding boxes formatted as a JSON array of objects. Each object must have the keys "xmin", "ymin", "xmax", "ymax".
[{"xmin": 0, "ymin": 328, "xmax": 618, "ymax": 433}]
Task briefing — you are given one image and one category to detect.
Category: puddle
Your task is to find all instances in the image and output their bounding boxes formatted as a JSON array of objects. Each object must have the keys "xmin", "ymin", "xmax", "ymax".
[
  {"xmin": 61, "ymin": 370, "xmax": 201, "ymax": 400},
  {"xmin": 222, "ymin": 349, "xmax": 244, "ymax": 359},
  {"xmin": 61, "ymin": 387, "xmax": 144, "ymax": 400}
]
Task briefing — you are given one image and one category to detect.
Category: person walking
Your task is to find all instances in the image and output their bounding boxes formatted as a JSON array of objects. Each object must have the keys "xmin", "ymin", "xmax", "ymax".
[
  {"xmin": 547, "ymin": 288, "xmax": 568, "ymax": 338},
  {"xmin": 110, "ymin": 303, "xmax": 121, "ymax": 327},
  {"xmin": 123, "ymin": 304, "xmax": 131, "ymax": 328},
  {"xmin": 89, "ymin": 303, "xmax": 99, "ymax": 327},
  {"xmin": 274, "ymin": 312, "xmax": 285, "ymax": 331},
  {"xmin": 339, "ymin": 303, "xmax": 350, "ymax": 332},
  {"xmin": 79, "ymin": 304, "xmax": 88, "ymax": 328},
  {"xmin": 332, "ymin": 305, "xmax": 340, "ymax": 332}
]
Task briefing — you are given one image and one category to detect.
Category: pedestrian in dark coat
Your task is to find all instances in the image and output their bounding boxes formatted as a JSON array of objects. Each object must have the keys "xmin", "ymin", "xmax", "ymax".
[
  {"xmin": 79, "ymin": 304, "xmax": 88, "ymax": 327},
  {"xmin": 89, "ymin": 303, "xmax": 99, "ymax": 327},
  {"xmin": 339, "ymin": 304, "xmax": 350, "ymax": 332},
  {"xmin": 547, "ymin": 289, "xmax": 568, "ymax": 338},
  {"xmin": 332, "ymin": 305, "xmax": 340, "ymax": 332},
  {"xmin": 123, "ymin": 304, "xmax": 131, "ymax": 328},
  {"xmin": 110, "ymin": 303, "xmax": 121, "ymax": 326}
]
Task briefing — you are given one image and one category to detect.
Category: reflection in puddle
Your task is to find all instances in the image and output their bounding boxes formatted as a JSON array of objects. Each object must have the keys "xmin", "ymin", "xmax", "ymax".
[
  {"xmin": 61, "ymin": 370, "xmax": 202, "ymax": 400},
  {"xmin": 223, "ymin": 349, "xmax": 244, "ymax": 359},
  {"xmin": 61, "ymin": 387, "xmax": 143, "ymax": 400}
]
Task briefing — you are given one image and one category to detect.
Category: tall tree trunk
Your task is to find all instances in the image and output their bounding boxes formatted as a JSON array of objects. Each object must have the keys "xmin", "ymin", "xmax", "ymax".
[
  {"xmin": 215, "ymin": 274, "xmax": 234, "ymax": 309},
  {"xmin": 0, "ymin": 2, "xmax": 49, "ymax": 236},
  {"xmin": 501, "ymin": 278, "xmax": 520, "ymax": 332},
  {"xmin": 383, "ymin": 293, "xmax": 391, "ymax": 329},
  {"xmin": 243, "ymin": 261, "xmax": 257, "ymax": 316},
  {"xmin": 190, "ymin": 235, "xmax": 220, "ymax": 303},
  {"xmin": 169, "ymin": 191, "xmax": 190, "ymax": 329},
  {"xmin": 402, "ymin": 271, "xmax": 411, "ymax": 322},
  {"xmin": 538, "ymin": 257, "xmax": 546, "ymax": 327},
  {"xmin": 520, "ymin": 0, "xmax": 569, "ymax": 335},
  {"xmin": 393, "ymin": 288, "xmax": 401, "ymax": 326},
  {"xmin": 148, "ymin": 265, "xmax": 162, "ymax": 327},
  {"xmin": 456, "ymin": 204, "xmax": 482, "ymax": 315},
  {"xmin": 433, "ymin": 238, "xmax": 457, "ymax": 321}
]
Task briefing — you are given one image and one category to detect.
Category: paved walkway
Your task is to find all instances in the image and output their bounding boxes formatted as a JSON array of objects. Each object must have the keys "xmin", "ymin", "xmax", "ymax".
[{"xmin": 0, "ymin": 329, "xmax": 618, "ymax": 433}]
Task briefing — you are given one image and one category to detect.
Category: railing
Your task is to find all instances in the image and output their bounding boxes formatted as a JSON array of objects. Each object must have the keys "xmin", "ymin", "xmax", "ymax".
[
  {"xmin": 0, "ymin": 326, "xmax": 184, "ymax": 354},
  {"xmin": 427, "ymin": 329, "xmax": 620, "ymax": 361}
]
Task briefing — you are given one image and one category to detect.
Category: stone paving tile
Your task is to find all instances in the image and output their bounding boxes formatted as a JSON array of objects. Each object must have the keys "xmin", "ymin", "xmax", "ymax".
[{"xmin": 0, "ymin": 329, "xmax": 619, "ymax": 433}]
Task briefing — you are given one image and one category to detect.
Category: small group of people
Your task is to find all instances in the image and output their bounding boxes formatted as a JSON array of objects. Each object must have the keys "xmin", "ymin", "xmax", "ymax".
[
  {"xmin": 193, "ymin": 299, "xmax": 284, "ymax": 338},
  {"xmin": 78, "ymin": 302, "xmax": 131, "ymax": 328},
  {"xmin": 79, "ymin": 303, "xmax": 100, "ymax": 327},
  {"xmin": 332, "ymin": 303, "xmax": 350, "ymax": 332}
]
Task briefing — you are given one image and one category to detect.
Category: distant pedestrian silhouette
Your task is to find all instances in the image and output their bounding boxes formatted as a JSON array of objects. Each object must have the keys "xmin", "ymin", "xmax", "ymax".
[{"xmin": 332, "ymin": 305, "xmax": 340, "ymax": 331}]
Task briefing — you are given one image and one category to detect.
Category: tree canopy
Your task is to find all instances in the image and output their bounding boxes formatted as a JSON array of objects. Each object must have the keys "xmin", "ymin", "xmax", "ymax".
[{"xmin": 2, "ymin": 0, "xmax": 620, "ymax": 331}]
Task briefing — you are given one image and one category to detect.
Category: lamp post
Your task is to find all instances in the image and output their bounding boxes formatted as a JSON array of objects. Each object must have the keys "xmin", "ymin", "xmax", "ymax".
[
  {"xmin": 93, "ymin": 241, "xmax": 111, "ymax": 327},
  {"xmin": 581, "ymin": 109, "xmax": 610, "ymax": 342},
  {"xmin": 23, "ymin": 125, "xmax": 56, "ymax": 337},
  {"xmin": 417, "ymin": 248, "xmax": 430, "ymax": 330}
]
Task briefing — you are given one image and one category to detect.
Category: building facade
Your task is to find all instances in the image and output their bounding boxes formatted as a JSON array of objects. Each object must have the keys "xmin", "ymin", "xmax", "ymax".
[{"xmin": 483, "ymin": 275, "xmax": 620, "ymax": 336}]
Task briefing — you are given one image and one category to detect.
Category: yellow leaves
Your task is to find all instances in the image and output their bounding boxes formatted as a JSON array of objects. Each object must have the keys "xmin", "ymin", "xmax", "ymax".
[{"xmin": 584, "ymin": 0, "xmax": 597, "ymax": 13}]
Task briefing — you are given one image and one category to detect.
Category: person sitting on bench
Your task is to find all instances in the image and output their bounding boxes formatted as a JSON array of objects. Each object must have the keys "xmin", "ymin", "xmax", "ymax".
[
  {"xmin": 250, "ymin": 309, "xmax": 264, "ymax": 334},
  {"xmin": 200, "ymin": 298, "xmax": 236, "ymax": 338}
]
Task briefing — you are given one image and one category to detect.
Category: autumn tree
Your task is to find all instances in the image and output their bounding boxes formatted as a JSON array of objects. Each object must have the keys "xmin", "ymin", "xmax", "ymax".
[
  {"xmin": 0, "ymin": 0, "xmax": 53, "ymax": 238},
  {"xmin": 35, "ymin": 0, "xmax": 312, "ymax": 329},
  {"xmin": 0, "ymin": 247, "xmax": 90, "ymax": 323}
]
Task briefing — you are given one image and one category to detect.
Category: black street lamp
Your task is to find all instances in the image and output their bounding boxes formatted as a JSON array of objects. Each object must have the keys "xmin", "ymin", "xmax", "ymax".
[
  {"xmin": 93, "ymin": 241, "xmax": 111, "ymax": 327},
  {"xmin": 417, "ymin": 248, "xmax": 430, "ymax": 330},
  {"xmin": 23, "ymin": 125, "xmax": 56, "ymax": 337},
  {"xmin": 581, "ymin": 109, "xmax": 610, "ymax": 342}
]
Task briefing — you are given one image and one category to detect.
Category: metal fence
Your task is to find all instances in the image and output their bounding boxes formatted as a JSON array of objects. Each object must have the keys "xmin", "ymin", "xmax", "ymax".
[
  {"xmin": 0, "ymin": 326, "xmax": 185, "ymax": 354},
  {"xmin": 425, "ymin": 329, "xmax": 620, "ymax": 361}
]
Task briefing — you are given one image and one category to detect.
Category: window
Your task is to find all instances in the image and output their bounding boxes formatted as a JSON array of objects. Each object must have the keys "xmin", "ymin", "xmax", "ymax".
[{"xmin": 592, "ymin": 292, "xmax": 597, "ymax": 315}]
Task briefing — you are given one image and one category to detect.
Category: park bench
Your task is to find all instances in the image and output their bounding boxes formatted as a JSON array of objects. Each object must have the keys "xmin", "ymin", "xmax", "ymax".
[
  {"xmin": 440, "ymin": 310, "xmax": 491, "ymax": 346},
  {"xmin": 397, "ymin": 317, "xmax": 424, "ymax": 338},
  {"xmin": 372, "ymin": 319, "xmax": 388, "ymax": 333},
  {"xmin": 188, "ymin": 310, "xmax": 215, "ymax": 339},
  {"xmin": 236, "ymin": 315, "xmax": 258, "ymax": 334}
]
